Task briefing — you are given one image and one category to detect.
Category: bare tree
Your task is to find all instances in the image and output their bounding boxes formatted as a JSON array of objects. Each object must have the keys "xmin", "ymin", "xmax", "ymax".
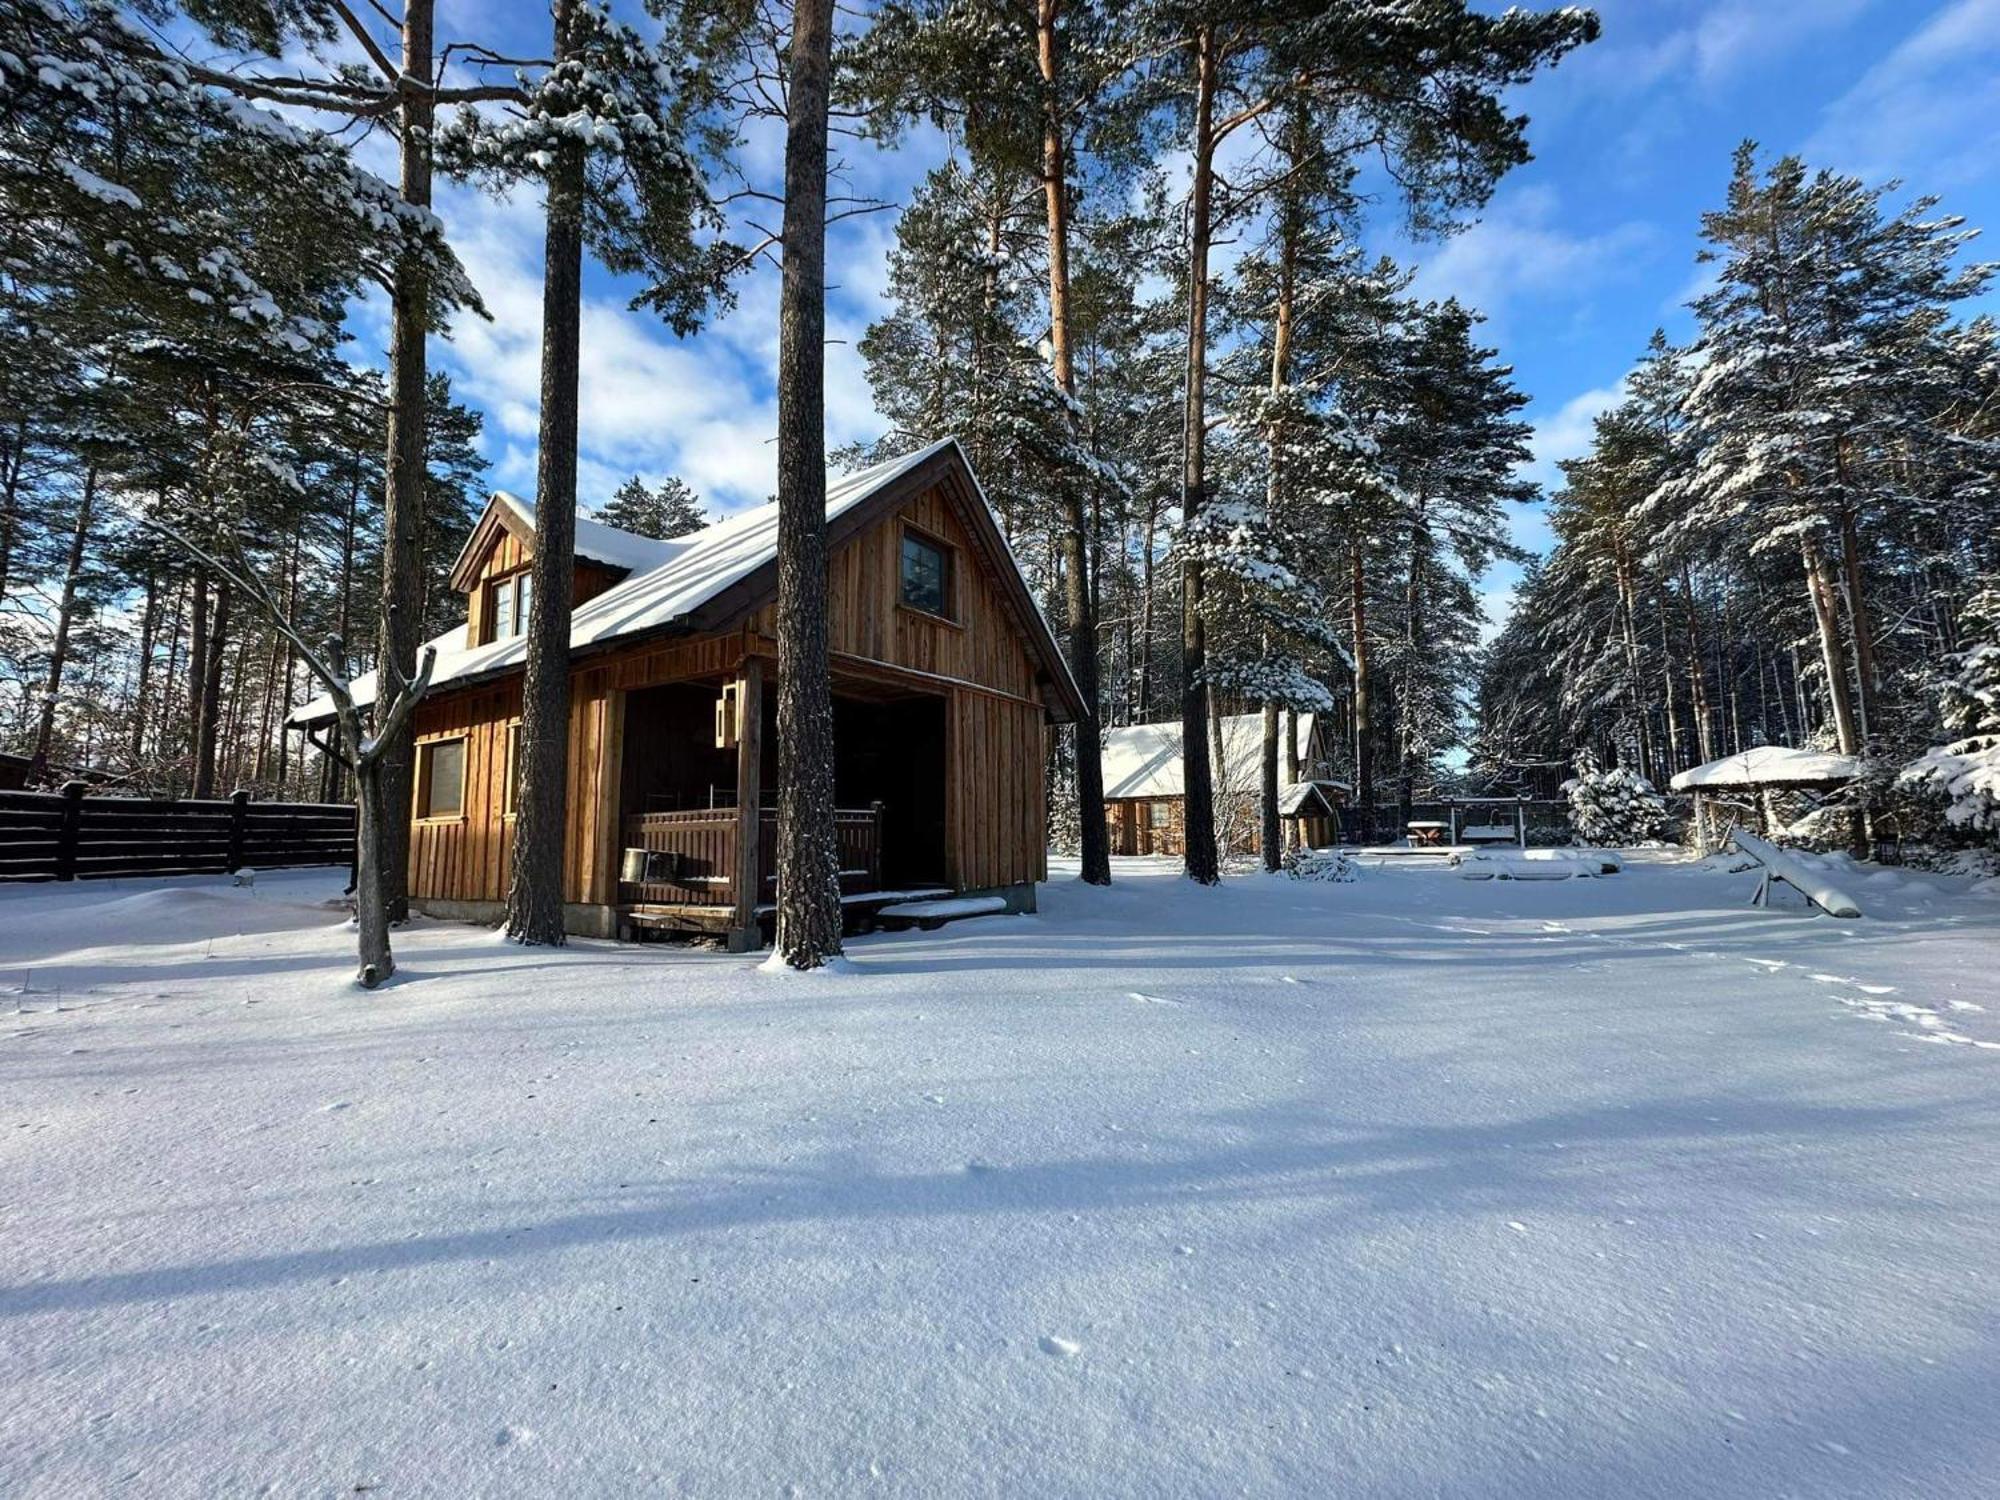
[{"xmin": 145, "ymin": 521, "xmax": 434, "ymax": 988}]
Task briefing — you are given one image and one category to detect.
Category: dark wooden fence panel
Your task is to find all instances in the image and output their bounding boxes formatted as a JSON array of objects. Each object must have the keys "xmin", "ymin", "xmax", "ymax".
[{"xmin": 0, "ymin": 785, "xmax": 356, "ymax": 883}]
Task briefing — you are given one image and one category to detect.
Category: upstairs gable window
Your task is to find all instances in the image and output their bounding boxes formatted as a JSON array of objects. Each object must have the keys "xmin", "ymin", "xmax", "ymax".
[
  {"xmin": 487, "ymin": 571, "xmax": 532, "ymax": 643},
  {"xmin": 899, "ymin": 530, "xmax": 951, "ymax": 619}
]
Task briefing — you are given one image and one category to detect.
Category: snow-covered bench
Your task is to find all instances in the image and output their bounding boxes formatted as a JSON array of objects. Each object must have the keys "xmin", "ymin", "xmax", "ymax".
[{"xmin": 1454, "ymin": 848, "xmax": 1620, "ymax": 880}]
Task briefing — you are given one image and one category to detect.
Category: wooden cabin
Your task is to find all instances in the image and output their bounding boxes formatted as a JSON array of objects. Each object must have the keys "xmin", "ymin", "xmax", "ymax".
[
  {"xmin": 1099, "ymin": 712, "xmax": 1349, "ymax": 856},
  {"xmin": 293, "ymin": 439, "xmax": 1085, "ymax": 948}
]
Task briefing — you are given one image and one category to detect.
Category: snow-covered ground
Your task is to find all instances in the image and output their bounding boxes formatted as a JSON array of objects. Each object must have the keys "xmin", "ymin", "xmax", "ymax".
[{"xmin": 3, "ymin": 853, "xmax": 1997, "ymax": 1498}]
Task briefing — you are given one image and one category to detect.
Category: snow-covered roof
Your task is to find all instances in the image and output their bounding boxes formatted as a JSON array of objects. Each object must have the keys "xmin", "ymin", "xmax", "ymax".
[
  {"xmin": 1277, "ymin": 779, "xmax": 1347, "ymax": 816},
  {"xmin": 1669, "ymin": 746, "xmax": 1865, "ymax": 791},
  {"xmin": 491, "ymin": 490, "xmax": 680, "ymax": 576},
  {"xmin": 292, "ymin": 439, "xmax": 1062, "ymax": 725},
  {"xmin": 1102, "ymin": 713, "xmax": 1318, "ymax": 802}
]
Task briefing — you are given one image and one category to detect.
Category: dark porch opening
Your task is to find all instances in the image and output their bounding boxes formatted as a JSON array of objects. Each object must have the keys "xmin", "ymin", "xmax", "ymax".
[
  {"xmin": 622, "ymin": 682, "xmax": 739, "ymax": 814},
  {"xmin": 834, "ymin": 694, "xmax": 947, "ymax": 888},
  {"xmin": 617, "ymin": 677, "xmax": 948, "ymax": 912}
]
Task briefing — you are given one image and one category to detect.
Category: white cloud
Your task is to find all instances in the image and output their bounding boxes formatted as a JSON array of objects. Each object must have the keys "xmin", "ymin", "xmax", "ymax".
[
  {"xmin": 1805, "ymin": 0, "xmax": 2000, "ymax": 185},
  {"xmin": 1682, "ymin": 0, "xmax": 1878, "ymax": 85},
  {"xmin": 429, "ymin": 171, "xmax": 912, "ymax": 516},
  {"xmin": 1407, "ymin": 187, "xmax": 1654, "ymax": 329},
  {"xmin": 1521, "ymin": 381, "xmax": 1627, "ymax": 494}
]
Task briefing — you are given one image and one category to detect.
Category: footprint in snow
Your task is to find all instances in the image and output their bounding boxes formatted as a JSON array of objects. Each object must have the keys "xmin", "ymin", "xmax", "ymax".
[
  {"xmin": 1128, "ymin": 991, "xmax": 1182, "ymax": 1006},
  {"xmin": 1039, "ymin": 1334, "xmax": 1081, "ymax": 1358}
]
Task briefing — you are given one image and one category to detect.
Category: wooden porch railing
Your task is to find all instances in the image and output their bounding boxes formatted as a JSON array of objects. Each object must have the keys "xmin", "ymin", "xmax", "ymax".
[{"xmin": 620, "ymin": 802, "xmax": 884, "ymax": 907}]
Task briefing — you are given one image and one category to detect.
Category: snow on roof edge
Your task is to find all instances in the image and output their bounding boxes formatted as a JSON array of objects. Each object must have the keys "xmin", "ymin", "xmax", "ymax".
[{"xmin": 288, "ymin": 438, "xmax": 987, "ymax": 727}]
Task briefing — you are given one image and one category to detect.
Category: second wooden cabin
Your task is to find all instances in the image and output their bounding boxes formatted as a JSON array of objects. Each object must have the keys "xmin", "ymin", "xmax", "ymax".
[
  {"xmin": 293, "ymin": 439, "xmax": 1085, "ymax": 947},
  {"xmin": 1099, "ymin": 713, "xmax": 1350, "ymax": 856}
]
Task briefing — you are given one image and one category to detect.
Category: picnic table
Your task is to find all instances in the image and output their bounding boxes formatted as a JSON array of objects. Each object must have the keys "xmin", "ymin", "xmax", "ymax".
[{"xmin": 1406, "ymin": 821, "xmax": 1448, "ymax": 847}]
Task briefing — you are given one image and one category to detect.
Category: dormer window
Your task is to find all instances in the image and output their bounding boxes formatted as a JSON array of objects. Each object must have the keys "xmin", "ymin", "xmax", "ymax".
[{"xmin": 487, "ymin": 571, "xmax": 532, "ymax": 643}]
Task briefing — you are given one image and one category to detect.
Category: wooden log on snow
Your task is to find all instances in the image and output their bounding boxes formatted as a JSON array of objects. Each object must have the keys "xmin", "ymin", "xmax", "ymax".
[{"xmin": 1726, "ymin": 829, "xmax": 1862, "ymax": 919}]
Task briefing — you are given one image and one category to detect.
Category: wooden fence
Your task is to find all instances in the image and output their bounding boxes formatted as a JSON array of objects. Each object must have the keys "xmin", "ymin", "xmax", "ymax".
[
  {"xmin": 620, "ymin": 803, "xmax": 885, "ymax": 908},
  {"xmin": 0, "ymin": 784, "xmax": 356, "ymax": 883}
]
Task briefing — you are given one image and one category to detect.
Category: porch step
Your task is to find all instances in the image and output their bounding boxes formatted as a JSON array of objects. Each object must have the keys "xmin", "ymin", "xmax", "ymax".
[
  {"xmin": 875, "ymin": 895, "xmax": 1010, "ymax": 931},
  {"xmin": 752, "ymin": 887, "xmax": 952, "ymax": 916}
]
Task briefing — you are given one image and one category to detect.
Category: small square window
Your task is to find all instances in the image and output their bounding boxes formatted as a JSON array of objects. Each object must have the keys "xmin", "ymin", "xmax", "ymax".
[
  {"xmin": 1148, "ymin": 800, "xmax": 1172, "ymax": 829},
  {"xmin": 899, "ymin": 532, "xmax": 950, "ymax": 617},
  {"xmin": 418, "ymin": 737, "xmax": 465, "ymax": 819}
]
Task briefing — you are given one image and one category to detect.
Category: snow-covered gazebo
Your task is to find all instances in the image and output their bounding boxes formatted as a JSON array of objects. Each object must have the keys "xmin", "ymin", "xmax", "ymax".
[{"xmin": 1669, "ymin": 746, "xmax": 1864, "ymax": 851}]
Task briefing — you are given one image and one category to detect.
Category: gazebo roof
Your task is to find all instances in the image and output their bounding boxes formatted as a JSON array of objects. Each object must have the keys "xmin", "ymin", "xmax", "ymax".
[
  {"xmin": 1669, "ymin": 746, "xmax": 1864, "ymax": 792},
  {"xmin": 1277, "ymin": 779, "xmax": 1348, "ymax": 816}
]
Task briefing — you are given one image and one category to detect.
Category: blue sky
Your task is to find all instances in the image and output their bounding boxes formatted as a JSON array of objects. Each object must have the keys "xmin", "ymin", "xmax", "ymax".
[{"xmin": 395, "ymin": 0, "xmax": 2000, "ymax": 635}]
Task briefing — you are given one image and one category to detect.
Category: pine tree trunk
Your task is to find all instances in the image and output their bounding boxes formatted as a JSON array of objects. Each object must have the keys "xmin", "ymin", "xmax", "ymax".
[
  {"xmin": 1613, "ymin": 552, "xmax": 1651, "ymax": 775},
  {"xmin": 1836, "ymin": 504, "xmax": 1878, "ymax": 747},
  {"xmin": 1136, "ymin": 491, "xmax": 1158, "ymax": 721},
  {"xmin": 1399, "ymin": 507, "xmax": 1426, "ymax": 832},
  {"xmin": 353, "ymin": 756, "xmax": 395, "ymax": 987},
  {"xmin": 131, "ymin": 567, "xmax": 158, "ymax": 768},
  {"xmin": 773, "ymin": 0, "xmax": 844, "ymax": 967},
  {"xmin": 1176, "ymin": 24, "xmax": 1220, "ymax": 885},
  {"xmin": 1680, "ymin": 566, "xmax": 1716, "ymax": 763},
  {"xmin": 1284, "ymin": 706, "xmax": 1299, "ymax": 850},
  {"xmin": 506, "ymin": 9, "xmax": 585, "ymax": 948},
  {"xmin": 376, "ymin": 0, "xmax": 437, "ymax": 925},
  {"xmin": 27, "ymin": 464, "xmax": 97, "ymax": 781},
  {"xmin": 186, "ymin": 575, "xmax": 208, "ymax": 794},
  {"xmin": 1037, "ymin": 0, "xmax": 1109, "ymax": 886},
  {"xmin": 1350, "ymin": 542, "xmax": 1372, "ymax": 839},
  {"xmin": 1260, "ymin": 699, "xmax": 1280, "ymax": 871},
  {"xmin": 1800, "ymin": 533, "xmax": 1859, "ymax": 756},
  {"xmin": 0, "ymin": 417, "xmax": 25, "ymax": 604},
  {"xmin": 161, "ymin": 577, "xmax": 187, "ymax": 791},
  {"xmin": 193, "ymin": 582, "xmax": 230, "ymax": 797},
  {"xmin": 1656, "ymin": 595, "xmax": 1681, "ymax": 774}
]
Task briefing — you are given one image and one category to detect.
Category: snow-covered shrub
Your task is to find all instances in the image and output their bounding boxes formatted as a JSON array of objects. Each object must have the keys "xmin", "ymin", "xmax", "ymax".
[
  {"xmin": 1901, "ymin": 589, "xmax": 2000, "ymax": 845},
  {"xmin": 1281, "ymin": 846, "xmax": 1357, "ymax": 882},
  {"xmin": 1565, "ymin": 752, "xmax": 1668, "ymax": 846}
]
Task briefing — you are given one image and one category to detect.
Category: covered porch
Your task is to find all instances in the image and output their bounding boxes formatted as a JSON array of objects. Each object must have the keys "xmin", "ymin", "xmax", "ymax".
[{"xmin": 611, "ymin": 658, "xmax": 954, "ymax": 946}]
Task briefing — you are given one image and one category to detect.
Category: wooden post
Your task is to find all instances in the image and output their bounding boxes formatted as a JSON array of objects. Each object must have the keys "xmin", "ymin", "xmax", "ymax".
[
  {"xmin": 227, "ymin": 787, "xmax": 250, "ymax": 872},
  {"xmin": 1515, "ymin": 796, "xmax": 1526, "ymax": 849},
  {"xmin": 729, "ymin": 656, "xmax": 764, "ymax": 952},
  {"xmin": 55, "ymin": 780, "xmax": 84, "ymax": 882}
]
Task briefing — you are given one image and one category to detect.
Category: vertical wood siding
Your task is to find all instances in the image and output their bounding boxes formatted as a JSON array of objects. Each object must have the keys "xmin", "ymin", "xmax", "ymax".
[{"xmin": 408, "ymin": 480, "xmax": 1057, "ymax": 911}]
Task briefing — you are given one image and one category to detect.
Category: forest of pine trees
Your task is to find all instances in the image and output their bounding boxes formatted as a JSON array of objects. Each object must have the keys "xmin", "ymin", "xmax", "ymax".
[
  {"xmin": 5, "ymin": 0, "xmax": 1995, "ymax": 906},
  {"xmin": 1478, "ymin": 147, "xmax": 2000, "ymax": 847}
]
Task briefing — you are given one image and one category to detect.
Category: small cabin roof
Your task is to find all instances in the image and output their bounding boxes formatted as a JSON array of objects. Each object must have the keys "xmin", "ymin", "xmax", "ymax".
[
  {"xmin": 292, "ymin": 438, "xmax": 1085, "ymax": 726},
  {"xmin": 1101, "ymin": 713, "xmax": 1319, "ymax": 802},
  {"xmin": 1668, "ymin": 745, "xmax": 1865, "ymax": 792},
  {"xmin": 1276, "ymin": 779, "xmax": 1346, "ymax": 816}
]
